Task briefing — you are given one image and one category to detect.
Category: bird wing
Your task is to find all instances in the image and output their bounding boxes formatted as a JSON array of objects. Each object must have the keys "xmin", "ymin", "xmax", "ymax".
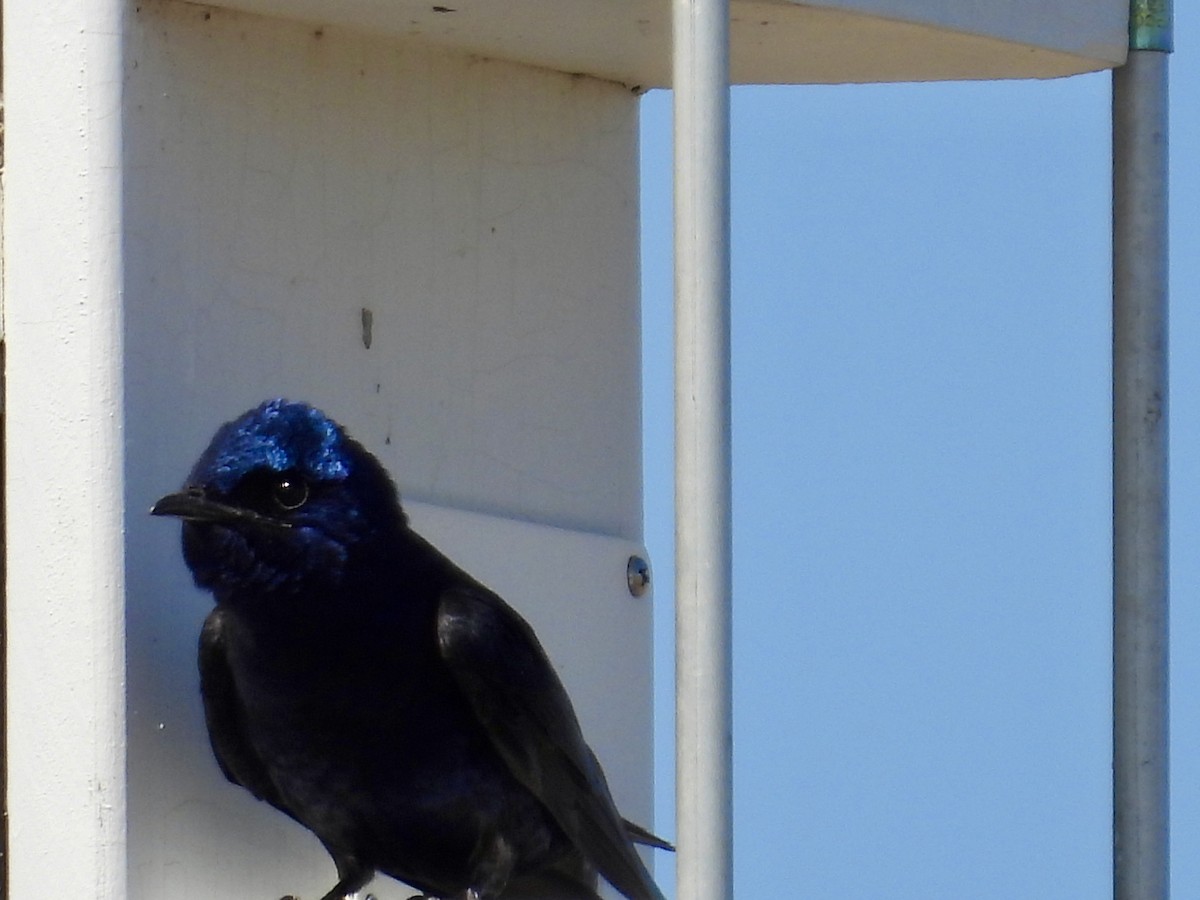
[
  {"xmin": 198, "ymin": 607, "xmax": 287, "ymax": 809},
  {"xmin": 436, "ymin": 586, "xmax": 665, "ymax": 900}
]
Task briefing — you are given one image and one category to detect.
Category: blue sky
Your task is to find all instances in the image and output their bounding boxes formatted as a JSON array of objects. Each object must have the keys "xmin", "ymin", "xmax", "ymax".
[{"xmin": 639, "ymin": 10, "xmax": 1199, "ymax": 897}]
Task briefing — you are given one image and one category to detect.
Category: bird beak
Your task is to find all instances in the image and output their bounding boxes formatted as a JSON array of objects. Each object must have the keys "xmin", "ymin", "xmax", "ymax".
[{"xmin": 151, "ymin": 488, "xmax": 291, "ymax": 530}]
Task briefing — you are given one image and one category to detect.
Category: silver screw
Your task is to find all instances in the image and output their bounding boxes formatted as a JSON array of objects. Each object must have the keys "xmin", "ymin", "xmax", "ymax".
[{"xmin": 626, "ymin": 555, "xmax": 651, "ymax": 598}]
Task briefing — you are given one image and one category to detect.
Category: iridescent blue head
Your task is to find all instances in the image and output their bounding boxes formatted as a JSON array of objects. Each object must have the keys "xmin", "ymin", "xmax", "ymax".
[
  {"xmin": 152, "ymin": 399, "xmax": 405, "ymax": 597},
  {"xmin": 191, "ymin": 399, "xmax": 351, "ymax": 495}
]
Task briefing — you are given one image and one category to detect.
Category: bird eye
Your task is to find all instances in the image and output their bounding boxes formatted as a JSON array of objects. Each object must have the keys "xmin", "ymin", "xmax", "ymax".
[{"xmin": 272, "ymin": 476, "xmax": 309, "ymax": 511}]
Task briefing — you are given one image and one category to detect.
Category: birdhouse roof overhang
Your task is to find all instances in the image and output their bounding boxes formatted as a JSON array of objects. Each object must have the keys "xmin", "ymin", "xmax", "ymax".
[{"xmin": 191, "ymin": 0, "xmax": 1129, "ymax": 86}]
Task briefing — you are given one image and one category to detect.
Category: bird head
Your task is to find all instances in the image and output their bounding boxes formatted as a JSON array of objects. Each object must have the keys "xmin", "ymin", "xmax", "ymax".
[{"xmin": 152, "ymin": 399, "xmax": 405, "ymax": 597}]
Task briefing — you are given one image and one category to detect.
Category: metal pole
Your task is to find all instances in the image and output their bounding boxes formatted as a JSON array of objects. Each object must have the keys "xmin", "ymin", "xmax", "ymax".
[
  {"xmin": 1113, "ymin": 1, "xmax": 1171, "ymax": 894},
  {"xmin": 673, "ymin": 1, "xmax": 732, "ymax": 898}
]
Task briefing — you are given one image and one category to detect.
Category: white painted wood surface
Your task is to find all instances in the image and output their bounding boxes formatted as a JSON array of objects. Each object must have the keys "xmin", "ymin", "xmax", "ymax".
[
  {"xmin": 4, "ymin": 0, "xmax": 129, "ymax": 897},
  {"xmin": 197, "ymin": 0, "xmax": 1128, "ymax": 85},
  {"xmin": 9, "ymin": 2, "xmax": 649, "ymax": 896},
  {"xmin": 123, "ymin": 1, "xmax": 643, "ymax": 542}
]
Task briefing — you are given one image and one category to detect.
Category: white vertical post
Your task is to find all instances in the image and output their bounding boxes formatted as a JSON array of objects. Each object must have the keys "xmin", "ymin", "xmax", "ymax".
[
  {"xmin": 673, "ymin": 1, "xmax": 733, "ymax": 898},
  {"xmin": 1112, "ymin": 2, "xmax": 1171, "ymax": 896},
  {"xmin": 4, "ymin": 0, "xmax": 128, "ymax": 896}
]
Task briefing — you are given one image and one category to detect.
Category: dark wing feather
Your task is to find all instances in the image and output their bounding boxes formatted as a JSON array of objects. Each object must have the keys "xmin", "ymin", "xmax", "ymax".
[
  {"xmin": 198, "ymin": 607, "xmax": 285, "ymax": 808},
  {"xmin": 436, "ymin": 586, "xmax": 665, "ymax": 900},
  {"xmin": 623, "ymin": 819, "xmax": 674, "ymax": 852}
]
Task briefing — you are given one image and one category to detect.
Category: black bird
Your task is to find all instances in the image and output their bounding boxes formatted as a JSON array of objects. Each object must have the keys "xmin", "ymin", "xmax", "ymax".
[{"xmin": 152, "ymin": 399, "xmax": 669, "ymax": 900}]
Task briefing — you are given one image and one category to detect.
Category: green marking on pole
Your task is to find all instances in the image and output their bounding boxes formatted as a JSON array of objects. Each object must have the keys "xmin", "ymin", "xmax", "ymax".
[{"xmin": 1129, "ymin": 0, "xmax": 1173, "ymax": 52}]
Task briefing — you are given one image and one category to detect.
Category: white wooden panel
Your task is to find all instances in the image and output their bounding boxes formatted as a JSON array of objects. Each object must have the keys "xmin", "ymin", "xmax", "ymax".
[
  {"xmin": 4, "ymin": 0, "xmax": 129, "ymax": 897},
  {"xmin": 193, "ymin": 0, "xmax": 1128, "ymax": 86},
  {"xmin": 124, "ymin": 5, "xmax": 645, "ymax": 895},
  {"xmin": 8, "ymin": 0, "xmax": 651, "ymax": 896},
  {"xmin": 124, "ymin": 1, "xmax": 642, "ymax": 541}
]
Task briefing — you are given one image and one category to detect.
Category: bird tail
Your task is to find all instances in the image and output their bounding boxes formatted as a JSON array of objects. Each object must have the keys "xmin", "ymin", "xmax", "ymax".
[{"xmin": 622, "ymin": 819, "xmax": 675, "ymax": 852}]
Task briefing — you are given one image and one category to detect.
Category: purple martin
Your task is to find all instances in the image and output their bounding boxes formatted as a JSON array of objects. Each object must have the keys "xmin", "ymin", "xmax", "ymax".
[{"xmin": 152, "ymin": 399, "xmax": 670, "ymax": 900}]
